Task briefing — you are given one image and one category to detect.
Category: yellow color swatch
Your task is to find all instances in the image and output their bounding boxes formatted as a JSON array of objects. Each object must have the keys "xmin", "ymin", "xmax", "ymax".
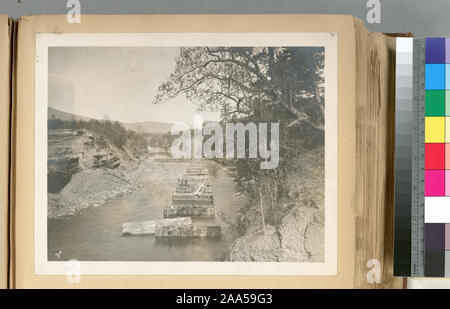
[
  {"xmin": 425, "ymin": 117, "xmax": 445, "ymax": 143},
  {"xmin": 447, "ymin": 117, "xmax": 450, "ymax": 143}
]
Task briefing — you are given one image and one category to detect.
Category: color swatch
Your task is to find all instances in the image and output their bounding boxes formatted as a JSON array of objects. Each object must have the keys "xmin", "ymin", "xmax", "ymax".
[
  {"xmin": 424, "ymin": 38, "xmax": 450, "ymax": 277},
  {"xmin": 394, "ymin": 38, "xmax": 450, "ymax": 277}
]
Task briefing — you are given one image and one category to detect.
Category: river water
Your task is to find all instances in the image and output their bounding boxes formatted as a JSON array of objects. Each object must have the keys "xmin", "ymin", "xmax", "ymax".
[{"xmin": 48, "ymin": 160, "xmax": 247, "ymax": 261}]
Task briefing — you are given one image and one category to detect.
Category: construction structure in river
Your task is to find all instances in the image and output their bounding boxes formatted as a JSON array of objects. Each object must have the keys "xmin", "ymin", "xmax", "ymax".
[
  {"xmin": 163, "ymin": 166, "xmax": 216, "ymax": 218},
  {"xmin": 122, "ymin": 165, "xmax": 221, "ymax": 239}
]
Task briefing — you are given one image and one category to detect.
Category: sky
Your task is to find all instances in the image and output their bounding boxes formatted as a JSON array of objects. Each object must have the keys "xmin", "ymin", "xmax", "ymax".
[{"xmin": 48, "ymin": 46, "xmax": 220, "ymax": 124}]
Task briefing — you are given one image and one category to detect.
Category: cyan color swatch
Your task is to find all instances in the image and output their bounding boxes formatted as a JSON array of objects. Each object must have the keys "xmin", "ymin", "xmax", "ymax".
[
  {"xmin": 426, "ymin": 64, "xmax": 446, "ymax": 90},
  {"xmin": 447, "ymin": 64, "xmax": 450, "ymax": 89}
]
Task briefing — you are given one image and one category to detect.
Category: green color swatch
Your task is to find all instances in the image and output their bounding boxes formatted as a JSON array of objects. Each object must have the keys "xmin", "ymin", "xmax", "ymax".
[
  {"xmin": 446, "ymin": 90, "xmax": 450, "ymax": 116},
  {"xmin": 426, "ymin": 90, "xmax": 446, "ymax": 116}
]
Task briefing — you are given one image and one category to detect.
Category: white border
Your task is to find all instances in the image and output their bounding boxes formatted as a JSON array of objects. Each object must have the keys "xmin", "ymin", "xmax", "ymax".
[
  {"xmin": 425, "ymin": 197, "xmax": 450, "ymax": 223},
  {"xmin": 35, "ymin": 32, "xmax": 338, "ymax": 275}
]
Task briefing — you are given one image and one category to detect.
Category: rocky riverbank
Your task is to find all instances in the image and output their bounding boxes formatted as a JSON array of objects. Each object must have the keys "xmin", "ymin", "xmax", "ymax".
[
  {"xmin": 48, "ymin": 129, "xmax": 147, "ymax": 218},
  {"xmin": 228, "ymin": 147, "xmax": 325, "ymax": 262},
  {"xmin": 229, "ymin": 202, "xmax": 324, "ymax": 262}
]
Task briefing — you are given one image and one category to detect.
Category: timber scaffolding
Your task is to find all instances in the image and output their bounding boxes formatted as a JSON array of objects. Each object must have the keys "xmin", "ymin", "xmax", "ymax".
[
  {"xmin": 163, "ymin": 166, "xmax": 216, "ymax": 218},
  {"xmin": 121, "ymin": 166, "xmax": 221, "ymax": 239}
]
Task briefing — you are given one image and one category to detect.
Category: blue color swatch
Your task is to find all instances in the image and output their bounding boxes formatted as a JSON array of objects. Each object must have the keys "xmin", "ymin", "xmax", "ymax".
[
  {"xmin": 426, "ymin": 64, "xmax": 446, "ymax": 90},
  {"xmin": 426, "ymin": 38, "xmax": 446, "ymax": 64}
]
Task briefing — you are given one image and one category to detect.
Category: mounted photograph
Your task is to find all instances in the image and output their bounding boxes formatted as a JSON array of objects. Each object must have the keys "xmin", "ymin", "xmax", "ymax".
[{"xmin": 34, "ymin": 32, "xmax": 337, "ymax": 275}]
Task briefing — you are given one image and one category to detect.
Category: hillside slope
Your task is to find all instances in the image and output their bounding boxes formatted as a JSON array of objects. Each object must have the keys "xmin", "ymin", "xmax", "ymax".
[
  {"xmin": 48, "ymin": 107, "xmax": 173, "ymax": 133},
  {"xmin": 48, "ymin": 128, "xmax": 147, "ymax": 218}
]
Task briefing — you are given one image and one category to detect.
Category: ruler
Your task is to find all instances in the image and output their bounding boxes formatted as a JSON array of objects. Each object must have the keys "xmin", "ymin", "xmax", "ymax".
[{"xmin": 410, "ymin": 38, "xmax": 425, "ymax": 277}]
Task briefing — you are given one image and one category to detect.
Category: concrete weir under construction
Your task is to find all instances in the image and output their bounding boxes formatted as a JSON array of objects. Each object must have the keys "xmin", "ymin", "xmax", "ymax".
[
  {"xmin": 163, "ymin": 167, "xmax": 216, "ymax": 218},
  {"xmin": 121, "ymin": 165, "xmax": 222, "ymax": 239}
]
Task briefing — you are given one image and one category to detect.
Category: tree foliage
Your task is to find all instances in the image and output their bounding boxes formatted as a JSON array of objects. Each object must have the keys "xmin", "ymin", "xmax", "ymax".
[
  {"xmin": 48, "ymin": 117, "xmax": 148, "ymax": 152},
  {"xmin": 154, "ymin": 47, "xmax": 325, "ymax": 130}
]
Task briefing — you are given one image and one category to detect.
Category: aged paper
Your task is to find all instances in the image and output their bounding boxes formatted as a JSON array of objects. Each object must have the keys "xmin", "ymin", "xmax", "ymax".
[
  {"xmin": 14, "ymin": 14, "xmax": 356, "ymax": 288},
  {"xmin": 0, "ymin": 15, "xmax": 11, "ymax": 290}
]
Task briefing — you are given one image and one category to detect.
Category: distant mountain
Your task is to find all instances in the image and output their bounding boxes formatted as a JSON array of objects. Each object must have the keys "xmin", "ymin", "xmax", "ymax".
[
  {"xmin": 48, "ymin": 107, "xmax": 173, "ymax": 134},
  {"xmin": 121, "ymin": 121, "xmax": 173, "ymax": 134},
  {"xmin": 48, "ymin": 107, "xmax": 91, "ymax": 122}
]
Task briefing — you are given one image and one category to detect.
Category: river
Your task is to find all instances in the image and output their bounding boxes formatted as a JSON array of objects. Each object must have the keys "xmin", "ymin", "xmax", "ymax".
[{"xmin": 47, "ymin": 160, "xmax": 247, "ymax": 261}]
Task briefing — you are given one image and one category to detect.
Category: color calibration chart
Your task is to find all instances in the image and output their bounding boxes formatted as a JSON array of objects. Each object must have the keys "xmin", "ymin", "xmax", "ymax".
[{"xmin": 394, "ymin": 37, "xmax": 450, "ymax": 277}]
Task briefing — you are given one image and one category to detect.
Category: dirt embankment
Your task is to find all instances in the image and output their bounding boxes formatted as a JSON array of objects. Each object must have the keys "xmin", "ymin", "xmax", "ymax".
[
  {"xmin": 228, "ymin": 147, "xmax": 325, "ymax": 262},
  {"xmin": 48, "ymin": 129, "xmax": 147, "ymax": 218}
]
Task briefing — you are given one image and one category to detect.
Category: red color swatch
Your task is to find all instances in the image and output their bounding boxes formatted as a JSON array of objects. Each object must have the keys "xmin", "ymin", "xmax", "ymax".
[{"xmin": 425, "ymin": 143, "xmax": 445, "ymax": 169}]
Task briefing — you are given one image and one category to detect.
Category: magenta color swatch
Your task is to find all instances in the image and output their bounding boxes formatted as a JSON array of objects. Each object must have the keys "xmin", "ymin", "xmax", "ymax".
[
  {"xmin": 446, "ymin": 224, "xmax": 450, "ymax": 250},
  {"xmin": 425, "ymin": 170, "xmax": 445, "ymax": 196},
  {"xmin": 447, "ymin": 38, "xmax": 450, "ymax": 63},
  {"xmin": 447, "ymin": 171, "xmax": 450, "ymax": 196}
]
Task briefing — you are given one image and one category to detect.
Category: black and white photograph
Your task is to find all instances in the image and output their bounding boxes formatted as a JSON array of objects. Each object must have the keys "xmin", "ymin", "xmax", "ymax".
[{"xmin": 35, "ymin": 33, "xmax": 337, "ymax": 275}]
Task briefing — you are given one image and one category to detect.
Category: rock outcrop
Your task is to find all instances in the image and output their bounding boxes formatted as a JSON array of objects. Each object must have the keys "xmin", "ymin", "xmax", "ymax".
[
  {"xmin": 47, "ymin": 129, "xmax": 144, "ymax": 218},
  {"xmin": 229, "ymin": 225, "xmax": 280, "ymax": 261},
  {"xmin": 92, "ymin": 153, "xmax": 120, "ymax": 169},
  {"xmin": 47, "ymin": 157, "xmax": 81, "ymax": 194},
  {"xmin": 279, "ymin": 205, "xmax": 324, "ymax": 262},
  {"xmin": 229, "ymin": 205, "xmax": 323, "ymax": 262}
]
